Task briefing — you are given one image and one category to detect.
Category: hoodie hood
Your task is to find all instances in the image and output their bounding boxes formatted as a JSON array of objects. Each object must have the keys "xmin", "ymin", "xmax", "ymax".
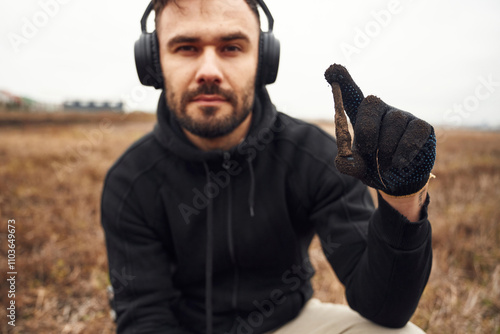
[{"xmin": 153, "ymin": 87, "xmax": 278, "ymax": 162}]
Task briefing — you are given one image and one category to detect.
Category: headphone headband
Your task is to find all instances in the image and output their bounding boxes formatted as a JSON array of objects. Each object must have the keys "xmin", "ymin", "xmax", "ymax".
[
  {"xmin": 256, "ymin": 0, "xmax": 274, "ymax": 31},
  {"xmin": 140, "ymin": 2, "xmax": 154, "ymax": 33},
  {"xmin": 140, "ymin": 1, "xmax": 274, "ymax": 34}
]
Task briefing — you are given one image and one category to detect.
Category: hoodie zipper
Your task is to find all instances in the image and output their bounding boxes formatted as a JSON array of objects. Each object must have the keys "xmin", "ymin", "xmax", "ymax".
[{"xmin": 223, "ymin": 152, "xmax": 239, "ymax": 311}]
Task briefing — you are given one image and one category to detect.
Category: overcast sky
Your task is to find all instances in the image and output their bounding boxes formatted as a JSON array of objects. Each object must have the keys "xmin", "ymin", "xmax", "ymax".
[{"xmin": 1, "ymin": 0, "xmax": 500, "ymax": 127}]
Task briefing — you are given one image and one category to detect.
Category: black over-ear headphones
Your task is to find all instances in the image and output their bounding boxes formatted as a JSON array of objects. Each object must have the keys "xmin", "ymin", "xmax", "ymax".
[{"xmin": 134, "ymin": 0, "xmax": 280, "ymax": 89}]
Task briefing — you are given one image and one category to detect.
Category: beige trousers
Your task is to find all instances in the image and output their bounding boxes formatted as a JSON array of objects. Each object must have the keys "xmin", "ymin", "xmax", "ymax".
[{"xmin": 266, "ymin": 299, "xmax": 425, "ymax": 334}]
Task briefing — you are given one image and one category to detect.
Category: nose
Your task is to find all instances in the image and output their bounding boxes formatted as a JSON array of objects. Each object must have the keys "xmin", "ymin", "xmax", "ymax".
[{"xmin": 195, "ymin": 48, "xmax": 223, "ymax": 85}]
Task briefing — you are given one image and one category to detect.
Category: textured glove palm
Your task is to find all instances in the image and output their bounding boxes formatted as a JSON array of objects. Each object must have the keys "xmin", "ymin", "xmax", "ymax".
[{"xmin": 325, "ymin": 64, "xmax": 436, "ymax": 196}]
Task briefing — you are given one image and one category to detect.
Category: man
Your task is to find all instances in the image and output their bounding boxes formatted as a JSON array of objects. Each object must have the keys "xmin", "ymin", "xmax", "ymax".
[{"xmin": 101, "ymin": 0, "xmax": 436, "ymax": 333}]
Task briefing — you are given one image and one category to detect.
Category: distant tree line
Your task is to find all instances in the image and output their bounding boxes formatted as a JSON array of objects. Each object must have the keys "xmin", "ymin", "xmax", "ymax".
[{"xmin": 0, "ymin": 90, "xmax": 123, "ymax": 113}]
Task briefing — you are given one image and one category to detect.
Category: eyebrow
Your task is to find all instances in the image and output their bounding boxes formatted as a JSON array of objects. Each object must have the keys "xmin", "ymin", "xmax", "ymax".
[
  {"xmin": 220, "ymin": 32, "xmax": 250, "ymax": 43},
  {"xmin": 167, "ymin": 31, "xmax": 251, "ymax": 49},
  {"xmin": 167, "ymin": 36, "xmax": 200, "ymax": 49}
]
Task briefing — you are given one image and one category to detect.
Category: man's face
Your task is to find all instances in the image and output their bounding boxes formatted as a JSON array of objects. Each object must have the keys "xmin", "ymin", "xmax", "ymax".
[{"xmin": 156, "ymin": 0, "xmax": 260, "ymax": 138}]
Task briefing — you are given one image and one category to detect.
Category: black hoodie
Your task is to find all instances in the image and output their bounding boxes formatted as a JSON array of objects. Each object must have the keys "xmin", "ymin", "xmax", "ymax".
[{"xmin": 101, "ymin": 88, "xmax": 432, "ymax": 334}]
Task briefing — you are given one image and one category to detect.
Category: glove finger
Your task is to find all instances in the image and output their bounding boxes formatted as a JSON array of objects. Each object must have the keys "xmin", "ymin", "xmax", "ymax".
[
  {"xmin": 392, "ymin": 118, "xmax": 433, "ymax": 169},
  {"xmin": 335, "ymin": 151, "xmax": 367, "ymax": 180},
  {"xmin": 378, "ymin": 108, "xmax": 412, "ymax": 170},
  {"xmin": 324, "ymin": 64, "xmax": 364, "ymax": 125},
  {"xmin": 354, "ymin": 95, "xmax": 390, "ymax": 156}
]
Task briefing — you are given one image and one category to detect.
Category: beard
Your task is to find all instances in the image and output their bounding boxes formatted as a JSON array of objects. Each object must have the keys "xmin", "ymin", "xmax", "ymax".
[{"xmin": 166, "ymin": 81, "xmax": 254, "ymax": 139}]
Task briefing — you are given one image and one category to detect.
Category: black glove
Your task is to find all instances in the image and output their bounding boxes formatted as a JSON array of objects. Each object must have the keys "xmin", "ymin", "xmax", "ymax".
[{"xmin": 324, "ymin": 64, "xmax": 436, "ymax": 197}]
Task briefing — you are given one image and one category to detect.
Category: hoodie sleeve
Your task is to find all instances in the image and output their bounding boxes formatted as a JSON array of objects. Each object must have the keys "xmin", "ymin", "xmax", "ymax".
[
  {"xmin": 310, "ymin": 166, "xmax": 432, "ymax": 328},
  {"xmin": 101, "ymin": 169, "xmax": 193, "ymax": 334}
]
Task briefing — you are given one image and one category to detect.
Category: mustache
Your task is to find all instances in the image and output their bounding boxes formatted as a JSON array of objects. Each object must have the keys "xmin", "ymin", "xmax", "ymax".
[{"xmin": 181, "ymin": 83, "xmax": 237, "ymax": 106}]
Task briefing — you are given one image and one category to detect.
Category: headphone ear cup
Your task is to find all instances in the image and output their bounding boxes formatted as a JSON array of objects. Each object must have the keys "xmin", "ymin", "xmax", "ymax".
[
  {"xmin": 134, "ymin": 31, "xmax": 164, "ymax": 89},
  {"xmin": 257, "ymin": 31, "xmax": 280, "ymax": 86}
]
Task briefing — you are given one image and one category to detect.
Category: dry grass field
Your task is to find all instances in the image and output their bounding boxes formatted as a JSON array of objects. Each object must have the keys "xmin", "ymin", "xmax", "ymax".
[{"xmin": 0, "ymin": 112, "xmax": 499, "ymax": 333}]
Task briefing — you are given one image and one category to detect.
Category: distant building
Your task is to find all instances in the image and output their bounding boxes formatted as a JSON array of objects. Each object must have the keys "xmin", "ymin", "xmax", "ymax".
[
  {"xmin": 63, "ymin": 100, "xmax": 124, "ymax": 113},
  {"xmin": 0, "ymin": 90, "xmax": 23, "ymax": 109},
  {"xmin": 0, "ymin": 90, "xmax": 60, "ymax": 112}
]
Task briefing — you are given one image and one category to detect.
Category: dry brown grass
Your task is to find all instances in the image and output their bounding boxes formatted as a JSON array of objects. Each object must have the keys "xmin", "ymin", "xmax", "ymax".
[{"xmin": 0, "ymin": 114, "xmax": 499, "ymax": 333}]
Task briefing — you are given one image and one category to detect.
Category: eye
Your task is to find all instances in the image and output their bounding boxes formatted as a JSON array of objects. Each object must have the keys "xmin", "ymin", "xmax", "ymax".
[
  {"xmin": 222, "ymin": 45, "xmax": 242, "ymax": 54},
  {"xmin": 175, "ymin": 45, "xmax": 198, "ymax": 54}
]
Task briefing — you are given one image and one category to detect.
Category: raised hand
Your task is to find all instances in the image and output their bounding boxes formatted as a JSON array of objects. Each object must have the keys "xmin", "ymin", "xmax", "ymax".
[{"xmin": 324, "ymin": 64, "xmax": 436, "ymax": 197}]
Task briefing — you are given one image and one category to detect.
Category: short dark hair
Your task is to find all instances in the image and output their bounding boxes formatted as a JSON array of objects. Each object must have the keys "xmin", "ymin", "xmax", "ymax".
[{"xmin": 153, "ymin": 0, "xmax": 260, "ymax": 24}]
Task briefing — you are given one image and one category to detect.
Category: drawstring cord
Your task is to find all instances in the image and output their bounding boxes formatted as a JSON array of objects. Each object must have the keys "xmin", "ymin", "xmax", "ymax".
[
  {"xmin": 202, "ymin": 162, "xmax": 214, "ymax": 334},
  {"xmin": 247, "ymin": 158, "xmax": 256, "ymax": 217}
]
